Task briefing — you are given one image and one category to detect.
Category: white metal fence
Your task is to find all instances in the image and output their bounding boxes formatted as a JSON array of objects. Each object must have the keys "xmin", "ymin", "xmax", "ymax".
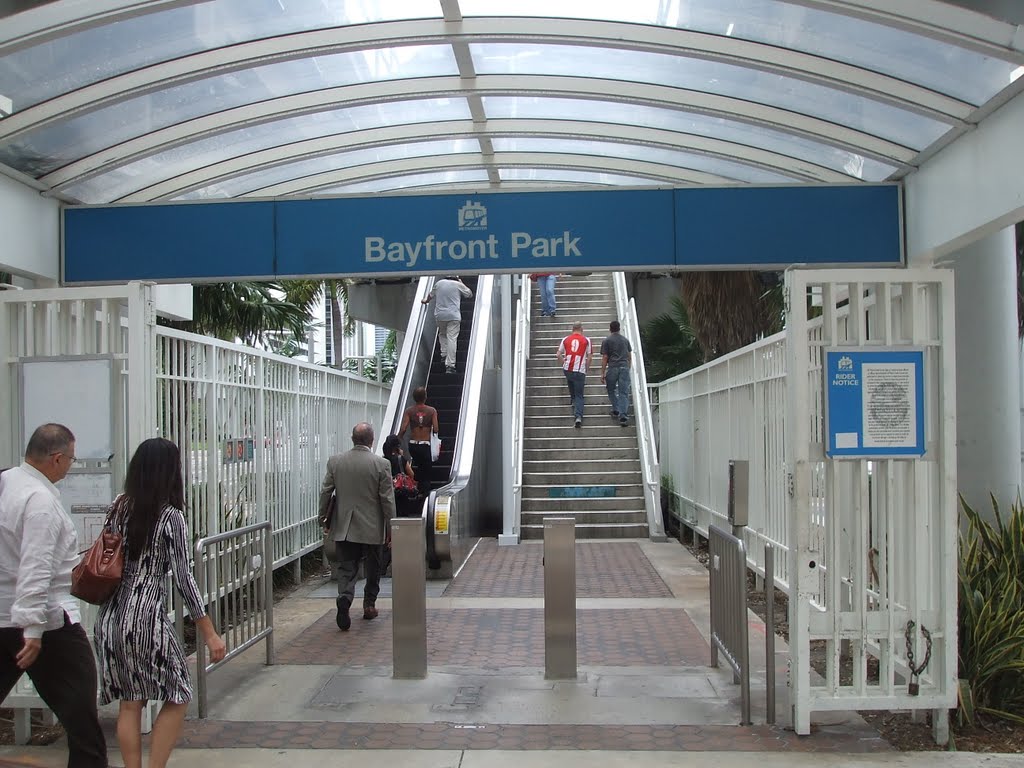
[
  {"xmin": 656, "ymin": 331, "xmax": 789, "ymax": 587},
  {"xmin": 656, "ymin": 268, "xmax": 957, "ymax": 738},
  {"xmin": 0, "ymin": 282, "xmax": 389, "ymax": 737}
]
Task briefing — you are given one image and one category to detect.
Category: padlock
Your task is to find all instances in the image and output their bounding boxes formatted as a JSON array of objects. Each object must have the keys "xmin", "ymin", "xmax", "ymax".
[{"xmin": 908, "ymin": 678, "xmax": 920, "ymax": 696}]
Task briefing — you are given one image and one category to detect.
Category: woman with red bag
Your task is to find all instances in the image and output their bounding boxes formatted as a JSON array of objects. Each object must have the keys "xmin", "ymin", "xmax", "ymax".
[{"xmin": 94, "ymin": 438, "xmax": 226, "ymax": 768}]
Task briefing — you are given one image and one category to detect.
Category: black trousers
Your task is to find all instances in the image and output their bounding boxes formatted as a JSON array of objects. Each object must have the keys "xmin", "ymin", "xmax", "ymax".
[
  {"xmin": 335, "ymin": 540, "xmax": 383, "ymax": 607},
  {"xmin": 407, "ymin": 442, "xmax": 433, "ymax": 497},
  {"xmin": 0, "ymin": 615, "xmax": 108, "ymax": 768}
]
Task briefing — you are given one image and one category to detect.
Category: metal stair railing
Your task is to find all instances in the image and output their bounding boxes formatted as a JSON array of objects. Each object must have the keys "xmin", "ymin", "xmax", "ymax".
[{"xmin": 612, "ymin": 272, "xmax": 666, "ymax": 540}]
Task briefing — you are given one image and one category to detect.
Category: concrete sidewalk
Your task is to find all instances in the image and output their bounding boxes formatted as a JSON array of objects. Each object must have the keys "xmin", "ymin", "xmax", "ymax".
[
  {"xmin": 0, "ymin": 539, "xmax": 989, "ymax": 765},
  {"xmin": 1, "ymin": 749, "xmax": 1023, "ymax": 768}
]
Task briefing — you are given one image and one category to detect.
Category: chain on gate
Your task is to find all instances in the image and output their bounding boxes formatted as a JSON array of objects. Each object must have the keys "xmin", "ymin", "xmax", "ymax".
[{"xmin": 904, "ymin": 620, "xmax": 932, "ymax": 696}]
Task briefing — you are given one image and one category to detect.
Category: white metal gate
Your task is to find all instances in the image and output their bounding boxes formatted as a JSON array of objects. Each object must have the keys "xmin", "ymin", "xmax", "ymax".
[{"xmin": 785, "ymin": 268, "xmax": 956, "ymax": 739}]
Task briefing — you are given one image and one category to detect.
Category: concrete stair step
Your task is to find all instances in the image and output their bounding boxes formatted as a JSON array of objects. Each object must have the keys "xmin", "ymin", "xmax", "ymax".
[
  {"xmin": 524, "ymin": 420, "xmax": 634, "ymax": 435},
  {"xmin": 520, "ymin": 521, "xmax": 649, "ymax": 539},
  {"xmin": 521, "ymin": 436, "xmax": 638, "ymax": 450},
  {"xmin": 522, "ymin": 509, "xmax": 647, "ymax": 525},
  {"xmin": 523, "ymin": 459, "xmax": 641, "ymax": 473},
  {"xmin": 523, "ymin": 446, "xmax": 639, "ymax": 461},
  {"xmin": 522, "ymin": 471, "xmax": 642, "ymax": 485},
  {"xmin": 520, "ymin": 495, "xmax": 646, "ymax": 511},
  {"xmin": 522, "ymin": 483, "xmax": 644, "ymax": 498}
]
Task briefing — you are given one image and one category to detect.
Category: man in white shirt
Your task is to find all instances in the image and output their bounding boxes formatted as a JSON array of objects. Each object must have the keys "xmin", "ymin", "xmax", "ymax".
[
  {"xmin": 422, "ymin": 275, "xmax": 473, "ymax": 375},
  {"xmin": 0, "ymin": 423, "xmax": 110, "ymax": 767}
]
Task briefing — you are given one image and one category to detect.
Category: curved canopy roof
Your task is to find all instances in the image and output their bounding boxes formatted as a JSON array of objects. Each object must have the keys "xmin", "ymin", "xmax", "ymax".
[{"xmin": 1, "ymin": 0, "xmax": 1022, "ymax": 205}]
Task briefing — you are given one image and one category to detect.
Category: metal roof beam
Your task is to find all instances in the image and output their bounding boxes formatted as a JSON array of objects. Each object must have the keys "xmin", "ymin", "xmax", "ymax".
[
  {"xmin": 113, "ymin": 118, "xmax": 844, "ymax": 203},
  {"xmin": 0, "ymin": 17, "xmax": 974, "ymax": 143},
  {"xmin": 3, "ymin": 0, "xmax": 1019, "ymax": 63},
  {"xmin": 244, "ymin": 152, "xmax": 734, "ymax": 197},
  {"xmin": 39, "ymin": 75, "xmax": 916, "ymax": 190}
]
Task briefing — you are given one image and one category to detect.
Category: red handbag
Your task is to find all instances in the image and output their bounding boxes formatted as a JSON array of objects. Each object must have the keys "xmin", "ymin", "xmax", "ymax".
[
  {"xmin": 71, "ymin": 514, "xmax": 124, "ymax": 605},
  {"xmin": 394, "ymin": 472, "xmax": 418, "ymax": 496}
]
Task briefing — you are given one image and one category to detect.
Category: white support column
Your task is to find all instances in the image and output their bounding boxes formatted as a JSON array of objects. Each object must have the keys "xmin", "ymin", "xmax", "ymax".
[
  {"xmin": 947, "ymin": 227, "xmax": 1021, "ymax": 516},
  {"xmin": 499, "ymin": 274, "xmax": 516, "ymax": 545}
]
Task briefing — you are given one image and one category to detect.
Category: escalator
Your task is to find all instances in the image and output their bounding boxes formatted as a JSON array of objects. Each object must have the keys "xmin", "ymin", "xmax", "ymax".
[
  {"xmin": 421, "ymin": 276, "xmax": 478, "ymax": 493},
  {"xmin": 381, "ymin": 274, "xmax": 501, "ymax": 575}
]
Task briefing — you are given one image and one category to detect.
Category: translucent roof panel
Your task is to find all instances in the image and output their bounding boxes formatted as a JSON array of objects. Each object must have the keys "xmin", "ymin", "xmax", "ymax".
[
  {"xmin": 0, "ymin": 45, "xmax": 457, "ymax": 177},
  {"xmin": 460, "ymin": 0, "xmax": 1019, "ymax": 105},
  {"xmin": 0, "ymin": 0, "xmax": 441, "ymax": 114},
  {"xmin": 60, "ymin": 99, "xmax": 473, "ymax": 204},
  {"xmin": 482, "ymin": 96, "xmax": 896, "ymax": 180},
  {"xmin": 182, "ymin": 138, "xmax": 481, "ymax": 198},
  {"xmin": 314, "ymin": 170, "xmax": 491, "ymax": 196},
  {"xmin": 471, "ymin": 43, "xmax": 951, "ymax": 149},
  {"xmin": 491, "ymin": 138, "xmax": 797, "ymax": 184},
  {"xmin": 499, "ymin": 169, "xmax": 656, "ymax": 186}
]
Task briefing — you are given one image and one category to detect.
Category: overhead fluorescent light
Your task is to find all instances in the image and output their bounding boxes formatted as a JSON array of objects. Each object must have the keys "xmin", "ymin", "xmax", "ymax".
[
  {"xmin": 725, "ymin": 22, "xmax": 735, "ymax": 36},
  {"xmin": 1011, "ymin": 65, "xmax": 1024, "ymax": 83},
  {"xmin": 0, "ymin": 93, "xmax": 11, "ymax": 117}
]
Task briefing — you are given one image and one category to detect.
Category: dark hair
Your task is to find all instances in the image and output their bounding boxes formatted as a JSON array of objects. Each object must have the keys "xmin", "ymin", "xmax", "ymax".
[
  {"xmin": 25, "ymin": 423, "xmax": 74, "ymax": 460},
  {"xmin": 383, "ymin": 435, "xmax": 402, "ymax": 456},
  {"xmin": 120, "ymin": 438, "xmax": 185, "ymax": 561},
  {"xmin": 413, "ymin": 386, "xmax": 427, "ymax": 404},
  {"xmin": 609, "ymin": 320, "xmax": 621, "ymax": 333}
]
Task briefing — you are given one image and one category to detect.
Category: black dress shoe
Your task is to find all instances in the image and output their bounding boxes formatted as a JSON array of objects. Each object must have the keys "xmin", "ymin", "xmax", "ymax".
[
  {"xmin": 363, "ymin": 604, "xmax": 379, "ymax": 620},
  {"xmin": 336, "ymin": 597, "xmax": 351, "ymax": 630}
]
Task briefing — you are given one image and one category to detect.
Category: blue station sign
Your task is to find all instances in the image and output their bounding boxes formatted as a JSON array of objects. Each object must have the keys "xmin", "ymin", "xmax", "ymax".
[
  {"xmin": 824, "ymin": 348, "xmax": 926, "ymax": 459},
  {"xmin": 62, "ymin": 184, "xmax": 903, "ymax": 283}
]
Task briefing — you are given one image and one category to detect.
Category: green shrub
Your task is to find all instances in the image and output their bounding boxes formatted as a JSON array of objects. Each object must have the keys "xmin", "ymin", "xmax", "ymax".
[{"xmin": 958, "ymin": 495, "xmax": 1024, "ymax": 724}]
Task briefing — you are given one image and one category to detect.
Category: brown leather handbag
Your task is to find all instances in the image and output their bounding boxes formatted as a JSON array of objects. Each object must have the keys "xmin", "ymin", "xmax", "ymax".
[{"xmin": 71, "ymin": 512, "xmax": 124, "ymax": 605}]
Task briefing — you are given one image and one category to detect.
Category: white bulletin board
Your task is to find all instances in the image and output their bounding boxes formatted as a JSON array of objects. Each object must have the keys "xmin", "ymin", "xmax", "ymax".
[{"xmin": 19, "ymin": 356, "xmax": 115, "ymax": 461}]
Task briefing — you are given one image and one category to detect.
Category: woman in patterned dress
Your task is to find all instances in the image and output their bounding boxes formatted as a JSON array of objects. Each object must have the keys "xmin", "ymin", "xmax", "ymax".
[{"xmin": 94, "ymin": 438, "xmax": 226, "ymax": 768}]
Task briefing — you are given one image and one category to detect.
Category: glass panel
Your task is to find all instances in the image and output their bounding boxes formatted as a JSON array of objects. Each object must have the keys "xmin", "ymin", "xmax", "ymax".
[
  {"xmin": 313, "ymin": 170, "xmax": 490, "ymax": 196},
  {"xmin": 0, "ymin": 45, "xmax": 457, "ymax": 177},
  {"xmin": 491, "ymin": 137, "xmax": 796, "ymax": 183},
  {"xmin": 460, "ymin": 0, "xmax": 1018, "ymax": 104},
  {"xmin": 483, "ymin": 96, "xmax": 895, "ymax": 180},
  {"xmin": 61, "ymin": 99, "xmax": 472, "ymax": 203},
  {"xmin": 499, "ymin": 168, "xmax": 654, "ymax": 186},
  {"xmin": 0, "ymin": 0, "xmax": 441, "ymax": 112},
  {"xmin": 183, "ymin": 138, "xmax": 481, "ymax": 198},
  {"xmin": 471, "ymin": 43, "xmax": 950, "ymax": 149}
]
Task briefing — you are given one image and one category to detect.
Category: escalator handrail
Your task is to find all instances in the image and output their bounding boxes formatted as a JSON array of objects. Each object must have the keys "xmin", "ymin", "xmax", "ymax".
[
  {"xmin": 425, "ymin": 274, "xmax": 494, "ymax": 564},
  {"xmin": 509, "ymin": 276, "xmax": 532, "ymax": 540},
  {"xmin": 612, "ymin": 272, "xmax": 665, "ymax": 539}
]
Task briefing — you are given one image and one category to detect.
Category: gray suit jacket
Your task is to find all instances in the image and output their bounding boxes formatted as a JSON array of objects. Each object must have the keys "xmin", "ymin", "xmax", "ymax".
[{"xmin": 318, "ymin": 445, "xmax": 396, "ymax": 544}]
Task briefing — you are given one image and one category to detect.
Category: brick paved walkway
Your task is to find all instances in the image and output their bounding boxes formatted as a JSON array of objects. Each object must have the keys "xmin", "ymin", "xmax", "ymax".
[
  {"xmin": 168, "ymin": 538, "xmax": 892, "ymax": 754},
  {"xmin": 174, "ymin": 720, "xmax": 890, "ymax": 752},
  {"xmin": 277, "ymin": 607, "xmax": 710, "ymax": 667},
  {"xmin": 443, "ymin": 540, "xmax": 673, "ymax": 598}
]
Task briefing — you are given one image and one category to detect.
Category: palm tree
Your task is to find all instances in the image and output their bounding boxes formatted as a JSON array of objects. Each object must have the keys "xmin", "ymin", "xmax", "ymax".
[
  {"xmin": 161, "ymin": 281, "xmax": 315, "ymax": 346},
  {"xmin": 325, "ymin": 280, "xmax": 355, "ymax": 369},
  {"xmin": 640, "ymin": 296, "xmax": 704, "ymax": 382},
  {"xmin": 679, "ymin": 271, "xmax": 783, "ymax": 361}
]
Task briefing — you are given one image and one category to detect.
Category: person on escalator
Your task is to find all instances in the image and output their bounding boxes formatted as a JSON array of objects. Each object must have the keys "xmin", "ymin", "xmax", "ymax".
[
  {"xmin": 383, "ymin": 434, "xmax": 418, "ymax": 518},
  {"xmin": 400, "ymin": 386, "xmax": 439, "ymax": 498},
  {"xmin": 422, "ymin": 275, "xmax": 472, "ymax": 374}
]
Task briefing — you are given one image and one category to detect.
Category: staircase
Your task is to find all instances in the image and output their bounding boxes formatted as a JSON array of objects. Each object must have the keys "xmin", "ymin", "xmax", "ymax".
[{"xmin": 520, "ymin": 273, "xmax": 648, "ymax": 539}]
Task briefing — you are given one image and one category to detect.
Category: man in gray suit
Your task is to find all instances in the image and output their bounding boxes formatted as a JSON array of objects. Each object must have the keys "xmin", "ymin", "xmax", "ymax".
[{"xmin": 318, "ymin": 422, "xmax": 396, "ymax": 631}]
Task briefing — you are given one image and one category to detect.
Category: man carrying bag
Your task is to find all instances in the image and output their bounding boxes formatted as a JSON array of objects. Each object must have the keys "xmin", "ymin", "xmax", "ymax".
[{"xmin": 0, "ymin": 424, "xmax": 111, "ymax": 767}]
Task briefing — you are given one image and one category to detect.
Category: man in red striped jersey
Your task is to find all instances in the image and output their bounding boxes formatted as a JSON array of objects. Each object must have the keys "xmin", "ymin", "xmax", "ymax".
[{"xmin": 557, "ymin": 321, "xmax": 593, "ymax": 429}]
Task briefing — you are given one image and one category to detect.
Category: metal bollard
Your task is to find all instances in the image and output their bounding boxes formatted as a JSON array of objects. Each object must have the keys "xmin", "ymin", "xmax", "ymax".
[
  {"xmin": 543, "ymin": 517, "xmax": 576, "ymax": 679},
  {"xmin": 391, "ymin": 518, "xmax": 427, "ymax": 679}
]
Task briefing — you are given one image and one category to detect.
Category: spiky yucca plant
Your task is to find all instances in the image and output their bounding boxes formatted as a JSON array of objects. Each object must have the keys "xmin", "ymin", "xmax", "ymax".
[{"xmin": 958, "ymin": 496, "xmax": 1024, "ymax": 724}]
